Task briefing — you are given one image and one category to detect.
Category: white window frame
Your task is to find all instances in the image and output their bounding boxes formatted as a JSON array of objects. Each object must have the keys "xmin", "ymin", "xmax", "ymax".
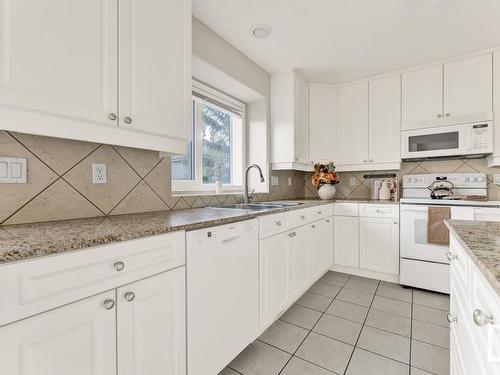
[{"xmin": 172, "ymin": 81, "xmax": 246, "ymax": 194}]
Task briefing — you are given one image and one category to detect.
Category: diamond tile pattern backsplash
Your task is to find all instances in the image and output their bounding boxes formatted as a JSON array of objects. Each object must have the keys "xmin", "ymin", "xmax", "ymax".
[
  {"xmin": 305, "ymin": 159, "xmax": 500, "ymax": 200},
  {"xmin": 2, "ymin": 130, "xmax": 500, "ymax": 225},
  {"xmin": 0, "ymin": 131, "xmax": 305, "ymax": 225}
]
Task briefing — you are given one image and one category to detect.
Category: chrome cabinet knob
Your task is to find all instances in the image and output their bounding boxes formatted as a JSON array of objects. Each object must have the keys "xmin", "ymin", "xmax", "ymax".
[
  {"xmin": 311, "ymin": 224, "xmax": 317, "ymax": 229},
  {"xmin": 103, "ymin": 299, "xmax": 115, "ymax": 310},
  {"xmin": 473, "ymin": 309, "xmax": 494, "ymax": 327},
  {"xmin": 363, "ymin": 159, "xmax": 367, "ymax": 163},
  {"xmin": 114, "ymin": 261, "xmax": 125, "ymax": 272},
  {"xmin": 276, "ymin": 221, "xmax": 282, "ymax": 227},
  {"xmin": 124, "ymin": 292, "xmax": 136, "ymax": 302},
  {"xmin": 108, "ymin": 113, "xmax": 117, "ymax": 121},
  {"xmin": 437, "ymin": 114, "xmax": 442, "ymax": 118},
  {"xmin": 369, "ymin": 159, "xmax": 373, "ymax": 162},
  {"xmin": 317, "ymin": 211, "xmax": 322, "ymax": 215},
  {"xmin": 300, "ymin": 215, "xmax": 305, "ymax": 220},
  {"xmin": 445, "ymin": 113, "xmax": 450, "ymax": 117},
  {"xmin": 447, "ymin": 313, "xmax": 458, "ymax": 323},
  {"xmin": 124, "ymin": 117, "xmax": 133, "ymax": 124},
  {"xmin": 446, "ymin": 252, "xmax": 458, "ymax": 261},
  {"xmin": 288, "ymin": 232, "xmax": 296, "ymax": 238}
]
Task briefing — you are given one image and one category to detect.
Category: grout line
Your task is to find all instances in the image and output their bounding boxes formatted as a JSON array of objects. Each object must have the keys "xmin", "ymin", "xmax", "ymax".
[
  {"xmin": 276, "ymin": 274, "xmax": 351, "ymax": 375},
  {"xmin": 342, "ymin": 279, "xmax": 380, "ymax": 375},
  {"xmin": 58, "ymin": 176, "xmax": 108, "ymax": 216}
]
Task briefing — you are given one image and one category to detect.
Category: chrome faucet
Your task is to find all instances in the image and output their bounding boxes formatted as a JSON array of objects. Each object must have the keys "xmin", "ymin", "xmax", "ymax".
[{"xmin": 244, "ymin": 164, "xmax": 265, "ymax": 203}]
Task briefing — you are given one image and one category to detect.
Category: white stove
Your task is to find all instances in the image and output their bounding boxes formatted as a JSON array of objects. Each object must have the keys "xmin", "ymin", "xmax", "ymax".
[{"xmin": 400, "ymin": 173, "xmax": 500, "ymax": 293}]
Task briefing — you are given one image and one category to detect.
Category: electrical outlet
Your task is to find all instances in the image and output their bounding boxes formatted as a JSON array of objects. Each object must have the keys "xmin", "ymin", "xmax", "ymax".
[
  {"xmin": 288, "ymin": 177, "xmax": 292, "ymax": 186},
  {"xmin": 271, "ymin": 176, "xmax": 279, "ymax": 186},
  {"xmin": 92, "ymin": 163, "xmax": 107, "ymax": 184},
  {"xmin": 350, "ymin": 176, "xmax": 356, "ymax": 186},
  {"xmin": 494, "ymin": 174, "xmax": 500, "ymax": 185}
]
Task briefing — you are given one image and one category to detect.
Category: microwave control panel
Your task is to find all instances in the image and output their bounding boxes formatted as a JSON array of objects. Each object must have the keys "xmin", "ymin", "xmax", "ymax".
[{"xmin": 470, "ymin": 123, "xmax": 492, "ymax": 151}]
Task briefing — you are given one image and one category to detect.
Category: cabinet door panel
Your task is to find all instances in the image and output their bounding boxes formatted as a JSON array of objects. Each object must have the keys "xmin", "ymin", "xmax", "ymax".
[
  {"xmin": 359, "ymin": 217, "xmax": 399, "ymax": 275},
  {"xmin": 309, "ymin": 86, "xmax": 336, "ymax": 163},
  {"xmin": 402, "ymin": 65, "xmax": 443, "ymax": 129},
  {"xmin": 117, "ymin": 268, "xmax": 186, "ymax": 375},
  {"xmin": 290, "ymin": 226, "xmax": 309, "ymax": 298},
  {"xmin": 369, "ymin": 74, "xmax": 401, "ymax": 164},
  {"xmin": 260, "ymin": 232, "xmax": 291, "ymax": 329},
  {"xmin": 310, "ymin": 218, "xmax": 334, "ymax": 278},
  {"xmin": 337, "ymin": 82, "xmax": 368, "ymax": 165},
  {"xmin": 333, "ymin": 216, "xmax": 359, "ymax": 268},
  {"xmin": 119, "ymin": 0, "xmax": 191, "ymax": 138},
  {"xmin": 0, "ymin": 291, "xmax": 116, "ymax": 375},
  {"xmin": 0, "ymin": 0, "xmax": 118, "ymax": 125},
  {"xmin": 294, "ymin": 73, "xmax": 309, "ymax": 163},
  {"xmin": 444, "ymin": 54, "xmax": 493, "ymax": 120}
]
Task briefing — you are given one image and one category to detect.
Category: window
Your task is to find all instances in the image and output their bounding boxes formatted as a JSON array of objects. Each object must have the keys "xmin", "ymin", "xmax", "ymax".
[{"xmin": 172, "ymin": 82, "xmax": 245, "ymax": 193}]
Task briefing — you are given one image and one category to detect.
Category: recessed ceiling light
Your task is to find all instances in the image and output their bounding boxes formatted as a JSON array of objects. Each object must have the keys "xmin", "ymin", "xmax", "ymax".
[{"xmin": 250, "ymin": 24, "xmax": 272, "ymax": 39}]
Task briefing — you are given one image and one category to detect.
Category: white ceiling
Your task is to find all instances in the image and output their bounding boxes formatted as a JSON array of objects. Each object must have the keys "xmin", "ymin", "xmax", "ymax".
[{"xmin": 192, "ymin": 0, "xmax": 500, "ymax": 84}]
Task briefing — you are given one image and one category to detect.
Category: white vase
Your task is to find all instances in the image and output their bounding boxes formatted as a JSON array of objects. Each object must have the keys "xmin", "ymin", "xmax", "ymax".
[{"xmin": 317, "ymin": 184, "xmax": 336, "ymax": 200}]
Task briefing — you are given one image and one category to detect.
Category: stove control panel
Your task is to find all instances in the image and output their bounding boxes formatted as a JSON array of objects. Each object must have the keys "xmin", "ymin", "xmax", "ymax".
[{"xmin": 403, "ymin": 173, "xmax": 487, "ymax": 189}]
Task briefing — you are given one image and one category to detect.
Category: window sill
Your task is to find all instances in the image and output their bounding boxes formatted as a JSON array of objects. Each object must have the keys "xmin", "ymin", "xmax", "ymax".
[{"xmin": 171, "ymin": 188, "xmax": 244, "ymax": 198}]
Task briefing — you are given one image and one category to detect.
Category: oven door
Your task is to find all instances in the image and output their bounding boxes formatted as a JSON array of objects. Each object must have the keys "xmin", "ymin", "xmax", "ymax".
[
  {"xmin": 400, "ymin": 204, "xmax": 473, "ymax": 263},
  {"xmin": 401, "ymin": 124, "xmax": 467, "ymax": 159}
]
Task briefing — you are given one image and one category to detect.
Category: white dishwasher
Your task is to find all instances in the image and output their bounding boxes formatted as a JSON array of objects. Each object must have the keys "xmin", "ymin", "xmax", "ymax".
[{"xmin": 187, "ymin": 219, "xmax": 259, "ymax": 375}]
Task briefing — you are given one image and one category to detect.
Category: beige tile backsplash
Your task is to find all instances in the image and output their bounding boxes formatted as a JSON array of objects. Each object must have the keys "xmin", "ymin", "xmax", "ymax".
[
  {"xmin": 305, "ymin": 159, "xmax": 500, "ymax": 201},
  {"xmin": 0, "ymin": 131, "xmax": 305, "ymax": 225},
  {"xmin": 2, "ymin": 130, "xmax": 500, "ymax": 225}
]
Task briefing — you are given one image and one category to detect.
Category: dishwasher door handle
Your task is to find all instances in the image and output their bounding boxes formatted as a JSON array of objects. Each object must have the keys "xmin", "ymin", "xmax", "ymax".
[{"xmin": 221, "ymin": 235, "xmax": 242, "ymax": 243}]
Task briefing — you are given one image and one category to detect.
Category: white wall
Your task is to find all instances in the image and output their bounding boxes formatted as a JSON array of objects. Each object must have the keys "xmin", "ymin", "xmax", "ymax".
[{"xmin": 192, "ymin": 16, "xmax": 271, "ymax": 192}]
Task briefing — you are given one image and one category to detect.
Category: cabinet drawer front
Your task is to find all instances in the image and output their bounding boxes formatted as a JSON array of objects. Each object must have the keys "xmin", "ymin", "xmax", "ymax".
[
  {"xmin": 359, "ymin": 204, "xmax": 399, "ymax": 218},
  {"xmin": 259, "ymin": 212, "xmax": 293, "ymax": 239},
  {"xmin": 333, "ymin": 203, "xmax": 359, "ymax": 217},
  {"xmin": 0, "ymin": 231, "xmax": 185, "ymax": 326}
]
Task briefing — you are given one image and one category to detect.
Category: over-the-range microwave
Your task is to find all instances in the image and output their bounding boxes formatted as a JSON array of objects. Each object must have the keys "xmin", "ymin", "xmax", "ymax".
[{"xmin": 401, "ymin": 121, "xmax": 493, "ymax": 161}]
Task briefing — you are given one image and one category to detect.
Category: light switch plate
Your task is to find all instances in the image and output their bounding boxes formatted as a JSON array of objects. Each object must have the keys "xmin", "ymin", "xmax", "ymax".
[
  {"xmin": 92, "ymin": 163, "xmax": 107, "ymax": 184},
  {"xmin": 350, "ymin": 176, "xmax": 356, "ymax": 186},
  {"xmin": 0, "ymin": 157, "xmax": 27, "ymax": 183},
  {"xmin": 271, "ymin": 176, "xmax": 279, "ymax": 186},
  {"xmin": 288, "ymin": 177, "xmax": 292, "ymax": 186}
]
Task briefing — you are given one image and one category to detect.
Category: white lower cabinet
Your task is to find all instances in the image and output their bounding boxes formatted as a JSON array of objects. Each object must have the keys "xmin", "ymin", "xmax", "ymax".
[
  {"xmin": 449, "ymin": 234, "xmax": 500, "ymax": 375},
  {"xmin": 333, "ymin": 203, "xmax": 400, "ymax": 282},
  {"xmin": 0, "ymin": 268, "xmax": 186, "ymax": 375},
  {"xmin": 259, "ymin": 208, "xmax": 334, "ymax": 331},
  {"xmin": 333, "ymin": 215, "xmax": 359, "ymax": 268},
  {"xmin": 0, "ymin": 291, "xmax": 117, "ymax": 375},
  {"xmin": 117, "ymin": 268, "xmax": 186, "ymax": 375},
  {"xmin": 359, "ymin": 217, "xmax": 399, "ymax": 274},
  {"xmin": 260, "ymin": 231, "xmax": 292, "ymax": 329}
]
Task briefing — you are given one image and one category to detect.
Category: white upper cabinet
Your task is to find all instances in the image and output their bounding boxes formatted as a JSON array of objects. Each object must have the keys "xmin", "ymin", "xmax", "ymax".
[
  {"xmin": 309, "ymin": 85, "xmax": 337, "ymax": 164},
  {"xmin": 0, "ymin": 0, "xmax": 191, "ymax": 153},
  {"xmin": 294, "ymin": 73, "xmax": 310, "ymax": 165},
  {"xmin": 119, "ymin": 0, "xmax": 191, "ymax": 139},
  {"xmin": 488, "ymin": 51, "xmax": 500, "ymax": 166},
  {"xmin": 337, "ymin": 82, "xmax": 369, "ymax": 166},
  {"xmin": 0, "ymin": 0, "xmax": 118, "ymax": 127},
  {"xmin": 443, "ymin": 54, "xmax": 493, "ymax": 121},
  {"xmin": 271, "ymin": 71, "xmax": 310, "ymax": 171},
  {"xmin": 402, "ymin": 53, "xmax": 493, "ymax": 130},
  {"xmin": 402, "ymin": 65, "xmax": 443, "ymax": 129},
  {"xmin": 369, "ymin": 74, "xmax": 401, "ymax": 164}
]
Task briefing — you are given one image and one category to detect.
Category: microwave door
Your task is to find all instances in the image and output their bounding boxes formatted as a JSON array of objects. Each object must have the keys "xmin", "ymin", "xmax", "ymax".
[{"xmin": 402, "ymin": 126, "xmax": 464, "ymax": 158}]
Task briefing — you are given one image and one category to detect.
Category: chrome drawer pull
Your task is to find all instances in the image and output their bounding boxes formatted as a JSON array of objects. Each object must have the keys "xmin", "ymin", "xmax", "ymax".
[
  {"xmin": 446, "ymin": 252, "xmax": 458, "ymax": 261},
  {"xmin": 288, "ymin": 232, "xmax": 296, "ymax": 238},
  {"xmin": 103, "ymin": 299, "xmax": 115, "ymax": 310},
  {"xmin": 473, "ymin": 309, "xmax": 495, "ymax": 327},
  {"xmin": 114, "ymin": 261, "xmax": 125, "ymax": 272},
  {"xmin": 124, "ymin": 292, "xmax": 136, "ymax": 302},
  {"xmin": 447, "ymin": 313, "xmax": 458, "ymax": 323},
  {"xmin": 276, "ymin": 221, "xmax": 282, "ymax": 227}
]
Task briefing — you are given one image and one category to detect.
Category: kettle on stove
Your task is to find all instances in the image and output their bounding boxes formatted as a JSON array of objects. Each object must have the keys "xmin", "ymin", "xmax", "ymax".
[{"xmin": 428, "ymin": 180, "xmax": 454, "ymax": 200}]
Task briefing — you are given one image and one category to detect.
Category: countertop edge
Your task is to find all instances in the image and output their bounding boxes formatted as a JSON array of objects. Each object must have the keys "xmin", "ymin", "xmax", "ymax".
[{"xmin": 445, "ymin": 220, "xmax": 500, "ymax": 296}]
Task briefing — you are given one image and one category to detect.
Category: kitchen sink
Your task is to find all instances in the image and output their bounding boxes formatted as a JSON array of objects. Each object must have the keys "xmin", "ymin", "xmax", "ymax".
[{"xmin": 211, "ymin": 202, "xmax": 304, "ymax": 211}]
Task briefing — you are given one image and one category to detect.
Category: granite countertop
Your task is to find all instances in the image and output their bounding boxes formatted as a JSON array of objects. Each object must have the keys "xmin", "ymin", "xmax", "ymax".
[
  {"xmin": 445, "ymin": 220, "xmax": 500, "ymax": 296},
  {"xmin": 0, "ymin": 198, "xmax": 400, "ymax": 265}
]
